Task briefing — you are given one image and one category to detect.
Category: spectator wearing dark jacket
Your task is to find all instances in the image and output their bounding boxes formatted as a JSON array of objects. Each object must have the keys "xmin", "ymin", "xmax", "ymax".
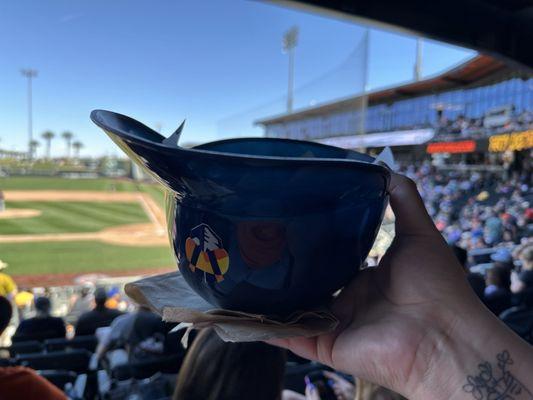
[
  {"xmin": 13, "ymin": 297, "xmax": 65, "ymax": 342},
  {"xmin": 75, "ymin": 287, "xmax": 123, "ymax": 336}
]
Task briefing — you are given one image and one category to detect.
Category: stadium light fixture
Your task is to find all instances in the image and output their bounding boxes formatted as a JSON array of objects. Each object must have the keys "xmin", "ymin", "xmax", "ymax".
[{"xmin": 282, "ymin": 26, "xmax": 299, "ymax": 113}]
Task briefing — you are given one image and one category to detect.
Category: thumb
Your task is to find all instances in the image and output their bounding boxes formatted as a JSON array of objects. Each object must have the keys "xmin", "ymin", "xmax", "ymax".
[{"xmin": 388, "ymin": 173, "xmax": 439, "ymax": 236}]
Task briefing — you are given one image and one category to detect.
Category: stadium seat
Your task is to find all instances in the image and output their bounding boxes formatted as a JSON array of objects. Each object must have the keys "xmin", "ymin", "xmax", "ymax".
[
  {"xmin": 44, "ymin": 335, "xmax": 97, "ymax": 353},
  {"xmin": 39, "ymin": 370, "xmax": 77, "ymax": 390},
  {"xmin": 0, "ymin": 340, "xmax": 43, "ymax": 357},
  {"xmin": 17, "ymin": 349, "xmax": 91, "ymax": 373},
  {"xmin": 111, "ymin": 354, "xmax": 184, "ymax": 381},
  {"xmin": 0, "ymin": 358, "xmax": 18, "ymax": 367},
  {"xmin": 103, "ymin": 373, "xmax": 175, "ymax": 400}
]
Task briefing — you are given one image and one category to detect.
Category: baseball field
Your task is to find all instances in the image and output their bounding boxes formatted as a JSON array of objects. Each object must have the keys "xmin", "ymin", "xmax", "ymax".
[{"xmin": 0, "ymin": 177, "xmax": 175, "ymax": 287}]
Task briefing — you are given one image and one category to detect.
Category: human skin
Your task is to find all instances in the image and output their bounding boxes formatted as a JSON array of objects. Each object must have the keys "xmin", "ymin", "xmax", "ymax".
[
  {"xmin": 322, "ymin": 371, "xmax": 355, "ymax": 400},
  {"xmin": 269, "ymin": 174, "xmax": 533, "ymax": 400}
]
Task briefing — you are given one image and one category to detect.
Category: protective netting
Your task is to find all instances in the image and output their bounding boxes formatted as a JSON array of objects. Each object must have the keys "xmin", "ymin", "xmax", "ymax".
[{"xmin": 216, "ymin": 32, "xmax": 368, "ymax": 138}]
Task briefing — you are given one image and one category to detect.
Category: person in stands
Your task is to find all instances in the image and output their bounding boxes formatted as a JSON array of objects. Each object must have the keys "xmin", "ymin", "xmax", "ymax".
[
  {"xmin": 269, "ymin": 174, "xmax": 533, "ymax": 400},
  {"xmin": 75, "ymin": 287, "xmax": 123, "ymax": 336},
  {"xmin": 490, "ymin": 248, "xmax": 514, "ymax": 271},
  {"xmin": 450, "ymin": 244, "xmax": 486, "ymax": 299},
  {"xmin": 0, "ymin": 260, "xmax": 17, "ymax": 300},
  {"xmin": 512, "ymin": 244, "xmax": 533, "ymax": 307},
  {"xmin": 66, "ymin": 283, "xmax": 94, "ymax": 324},
  {"xmin": 13, "ymin": 296, "xmax": 65, "ymax": 342},
  {"xmin": 96, "ymin": 305, "xmax": 167, "ymax": 367},
  {"xmin": 14, "ymin": 287, "xmax": 34, "ymax": 319},
  {"xmin": 0, "ymin": 296, "xmax": 67, "ymax": 400},
  {"xmin": 484, "ymin": 265, "xmax": 513, "ymax": 316},
  {"xmin": 174, "ymin": 328, "xmax": 297, "ymax": 400},
  {"xmin": 0, "ymin": 260, "xmax": 18, "ymax": 344}
]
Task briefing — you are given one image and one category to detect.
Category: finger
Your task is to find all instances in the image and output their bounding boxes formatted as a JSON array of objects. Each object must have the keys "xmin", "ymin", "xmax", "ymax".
[
  {"xmin": 322, "ymin": 370, "xmax": 341, "ymax": 382},
  {"xmin": 305, "ymin": 384, "xmax": 319, "ymax": 400},
  {"xmin": 266, "ymin": 337, "xmax": 319, "ymax": 362},
  {"xmin": 388, "ymin": 173, "xmax": 438, "ymax": 236}
]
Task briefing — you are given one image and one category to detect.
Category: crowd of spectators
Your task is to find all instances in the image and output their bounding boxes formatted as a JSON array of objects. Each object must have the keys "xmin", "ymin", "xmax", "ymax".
[
  {"xmin": 402, "ymin": 161, "xmax": 532, "ymax": 249},
  {"xmin": 402, "ymin": 161, "xmax": 533, "ymax": 340},
  {"xmin": 435, "ymin": 109, "xmax": 532, "ymax": 138}
]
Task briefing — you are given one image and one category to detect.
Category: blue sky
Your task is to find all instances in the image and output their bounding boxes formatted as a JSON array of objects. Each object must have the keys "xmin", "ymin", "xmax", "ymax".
[{"xmin": 0, "ymin": 0, "xmax": 474, "ymax": 157}]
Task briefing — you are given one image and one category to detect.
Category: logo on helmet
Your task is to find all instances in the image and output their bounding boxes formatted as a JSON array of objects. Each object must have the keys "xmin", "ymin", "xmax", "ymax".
[{"xmin": 185, "ymin": 224, "xmax": 229, "ymax": 283}]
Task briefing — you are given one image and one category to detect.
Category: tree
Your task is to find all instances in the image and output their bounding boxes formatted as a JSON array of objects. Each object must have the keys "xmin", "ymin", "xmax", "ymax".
[
  {"xmin": 29, "ymin": 140, "xmax": 40, "ymax": 159},
  {"xmin": 61, "ymin": 131, "xmax": 74, "ymax": 159},
  {"xmin": 41, "ymin": 131, "xmax": 55, "ymax": 159},
  {"xmin": 72, "ymin": 141, "xmax": 83, "ymax": 159}
]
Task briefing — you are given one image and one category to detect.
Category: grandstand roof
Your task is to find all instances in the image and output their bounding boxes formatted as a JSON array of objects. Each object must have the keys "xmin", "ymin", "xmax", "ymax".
[
  {"xmin": 256, "ymin": 54, "xmax": 515, "ymax": 126},
  {"xmin": 277, "ymin": 0, "xmax": 533, "ymax": 69}
]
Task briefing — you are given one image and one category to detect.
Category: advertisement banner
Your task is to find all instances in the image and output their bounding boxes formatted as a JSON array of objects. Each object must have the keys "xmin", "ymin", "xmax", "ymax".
[
  {"xmin": 426, "ymin": 140, "xmax": 476, "ymax": 154},
  {"xmin": 488, "ymin": 130, "xmax": 533, "ymax": 152}
]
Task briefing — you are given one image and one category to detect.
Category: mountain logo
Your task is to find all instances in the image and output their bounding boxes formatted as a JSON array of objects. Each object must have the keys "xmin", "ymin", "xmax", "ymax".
[{"xmin": 185, "ymin": 223, "xmax": 229, "ymax": 283}]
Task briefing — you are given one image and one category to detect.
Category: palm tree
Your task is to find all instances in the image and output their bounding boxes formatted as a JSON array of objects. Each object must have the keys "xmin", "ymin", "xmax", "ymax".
[
  {"xmin": 72, "ymin": 141, "xmax": 84, "ymax": 159},
  {"xmin": 61, "ymin": 131, "xmax": 74, "ymax": 159},
  {"xmin": 29, "ymin": 140, "xmax": 40, "ymax": 159},
  {"xmin": 41, "ymin": 131, "xmax": 55, "ymax": 159}
]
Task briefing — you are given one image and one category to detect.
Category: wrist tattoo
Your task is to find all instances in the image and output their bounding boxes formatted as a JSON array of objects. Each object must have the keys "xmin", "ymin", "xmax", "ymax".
[{"xmin": 463, "ymin": 350, "xmax": 533, "ymax": 400}]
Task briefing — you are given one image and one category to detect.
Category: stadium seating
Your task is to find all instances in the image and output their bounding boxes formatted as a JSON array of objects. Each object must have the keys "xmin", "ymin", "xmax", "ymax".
[
  {"xmin": 110, "ymin": 354, "xmax": 184, "ymax": 381},
  {"xmin": 0, "ymin": 358, "xmax": 18, "ymax": 367},
  {"xmin": 39, "ymin": 370, "xmax": 77, "ymax": 390},
  {"xmin": 44, "ymin": 335, "xmax": 97, "ymax": 353},
  {"xmin": 16, "ymin": 349, "xmax": 91, "ymax": 373},
  {"xmin": 0, "ymin": 340, "xmax": 43, "ymax": 357},
  {"xmin": 102, "ymin": 374, "xmax": 175, "ymax": 400}
]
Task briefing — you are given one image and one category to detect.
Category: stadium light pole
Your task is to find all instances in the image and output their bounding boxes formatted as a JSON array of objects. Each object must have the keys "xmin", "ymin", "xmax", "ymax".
[
  {"xmin": 414, "ymin": 38, "xmax": 423, "ymax": 81},
  {"xmin": 21, "ymin": 68, "xmax": 38, "ymax": 159},
  {"xmin": 283, "ymin": 27, "xmax": 298, "ymax": 114},
  {"xmin": 360, "ymin": 29, "xmax": 370, "ymax": 136}
]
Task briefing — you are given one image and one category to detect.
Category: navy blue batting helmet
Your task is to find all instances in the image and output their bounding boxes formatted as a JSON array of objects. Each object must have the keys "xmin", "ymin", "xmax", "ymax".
[{"xmin": 91, "ymin": 110, "xmax": 390, "ymax": 315}]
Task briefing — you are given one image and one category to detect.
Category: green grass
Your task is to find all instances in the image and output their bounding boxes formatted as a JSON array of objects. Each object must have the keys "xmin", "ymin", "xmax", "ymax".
[
  {"xmin": 0, "ymin": 176, "xmax": 168, "ymax": 203},
  {"xmin": 0, "ymin": 177, "xmax": 173, "ymax": 276},
  {"xmin": 0, "ymin": 241, "xmax": 174, "ymax": 276},
  {"xmin": 2, "ymin": 201, "xmax": 149, "ymax": 235},
  {"xmin": 137, "ymin": 183, "xmax": 167, "ymax": 209},
  {"xmin": 0, "ymin": 177, "xmax": 140, "ymax": 191},
  {"xmin": 0, "ymin": 177, "xmax": 168, "ymax": 207}
]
